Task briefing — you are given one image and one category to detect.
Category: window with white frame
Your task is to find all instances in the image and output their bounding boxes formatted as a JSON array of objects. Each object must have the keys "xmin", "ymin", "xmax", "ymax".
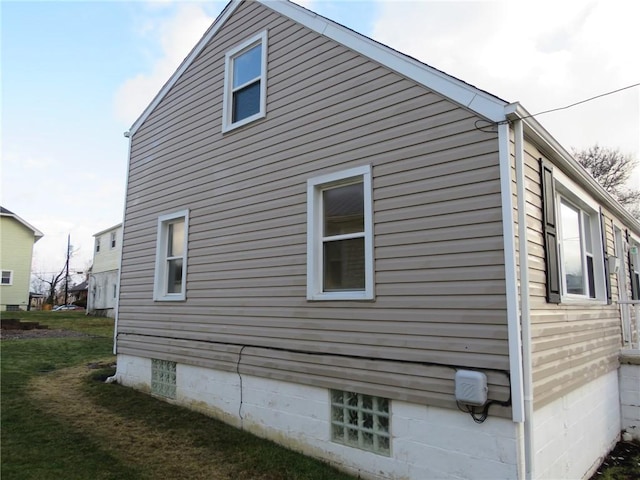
[
  {"xmin": 540, "ymin": 158, "xmax": 606, "ymax": 303},
  {"xmin": 222, "ymin": 31, "xmax": 267, "ymax": 132},
  {"xmin": 154, "ymin": 210, "xmax": 188, "ymax": 301},
  {"xmin": 110, "ymin": 231, "xmax": 117, "ymax": 249},
  {"xmin": 558, "ymin": 198, "xmax": 596, "ymax": 297},
  {"xmin": 95, "ymin": 238, "xmax": 101, "ymax": 253},
  {"xmin": 1, "ymin": 270, "xmax": 13, "ymax": 285},
  {"xmin": 330, "ymin": 390, "xmax": 390, "ymax": 455},
  {"xmin": 307, "ymin": 166, "xmax": 373, "ymax": 300}
]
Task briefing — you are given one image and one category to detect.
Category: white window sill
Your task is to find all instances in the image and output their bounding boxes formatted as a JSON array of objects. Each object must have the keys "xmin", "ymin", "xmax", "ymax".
[
  {"xmin": 560, "ymin": 295, "xmax": 607, "ymax": 306},
  {"xmin": 221, "ymin": 111, "xmax": 265, "ymax": 133},
  {"xmin": 153, "ymin": 294, "xmax": 186, "ymax": 302},
  {"xmin": 307, "ymin": 291, "xmax": 374, "ymax": 301}
]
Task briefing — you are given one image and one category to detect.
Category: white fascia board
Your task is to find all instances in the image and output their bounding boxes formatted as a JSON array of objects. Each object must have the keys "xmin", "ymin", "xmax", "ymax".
[
  {"xmin": 505, "ymin": 102, "xmax": 640, "ymax": 234},
  {"xmin": 262, "ymin": 0, "xmax": 507, "ymax": 122},
  {"xmin": 1, "ymin": 212, "xmax": 44, "ymax": 240},
  {"xmin": 128, "ymin": 0, "xmax": 243, "ymax": 137}
]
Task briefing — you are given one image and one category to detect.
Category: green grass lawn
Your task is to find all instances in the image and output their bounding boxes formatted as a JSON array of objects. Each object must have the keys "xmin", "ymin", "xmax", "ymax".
[
  {"xmin": 1, "ymin": 312, "xmax": 355, "ymax": 480},
  {"xmin": 4, "ymin": 312, "xmax": 638, "ymax": 479}
]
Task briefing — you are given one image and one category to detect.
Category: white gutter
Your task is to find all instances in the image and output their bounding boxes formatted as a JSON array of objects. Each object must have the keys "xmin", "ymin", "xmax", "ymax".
[
  {"xmin": 513, "ymin": 118, "xmax": 535, "ymax": 479},
  {"xmin": 504, "ymin": 103, "xmax": 640, "ymax": 235}
]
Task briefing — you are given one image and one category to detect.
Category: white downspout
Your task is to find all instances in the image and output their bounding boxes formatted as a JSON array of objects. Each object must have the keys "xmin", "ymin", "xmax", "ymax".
[
  {"xmin": 112, "ymin": 131, "xmax": 132, "ymax": 356},
  {"xmin": 498, "ymin": 122, "xmax": 526, "ymax": 479},
  {"xmin": 513, "ymin": 119, "xmax": 534, "ymax": 480}
]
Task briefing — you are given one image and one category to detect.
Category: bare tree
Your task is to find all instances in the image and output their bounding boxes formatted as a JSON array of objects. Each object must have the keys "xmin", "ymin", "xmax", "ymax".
[
  {"xmin": 573, "ymin": 145, "xmax": 640, "ymax": 215},
  {"xmin": 34, "ymin": 265, "xmax": 67, "ymax": 306},
  {"xmin": 32, "ymin": 237, "xmax": 79, "ymax": 306}
]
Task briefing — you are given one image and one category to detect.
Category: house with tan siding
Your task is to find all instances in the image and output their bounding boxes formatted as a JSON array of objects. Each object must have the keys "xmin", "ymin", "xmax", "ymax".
[{"xmin": 112, "ymin": 1, "xmax": 640, "ymax": 478}]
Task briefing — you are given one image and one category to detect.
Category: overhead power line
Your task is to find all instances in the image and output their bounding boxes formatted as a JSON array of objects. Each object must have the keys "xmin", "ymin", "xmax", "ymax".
[{"xmin": 499, "ymin": 82, "xmax": 640, "ymax": 125}]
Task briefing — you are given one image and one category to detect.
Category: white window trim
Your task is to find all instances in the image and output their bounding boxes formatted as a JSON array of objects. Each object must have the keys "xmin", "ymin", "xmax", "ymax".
[
  {"xmin": 110, "ymin": 231, "xmax": 117, "ymax": 249},
  {"xmin": 307, "ymin": 165, "xmax": 374, "ymax": 301},
  {"xmin": 221, "ymin": 30, "xmax": 268, "ymax": 133},
  {"xmin": 554, "ymin": 183, "xmax": 605, "ymax": 304},
  {"xmin": 153, "ymin": 209, "xmax": 189, "ymax": 301},
  {"xmin": 1, "ymin": 270, "xmax": 13, "ymax": 285}
]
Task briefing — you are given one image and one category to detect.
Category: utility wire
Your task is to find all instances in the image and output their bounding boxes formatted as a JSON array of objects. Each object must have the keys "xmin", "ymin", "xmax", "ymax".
[{"xmin": 498, "ymin": 82, "xmax": 640, "ymax": 125}]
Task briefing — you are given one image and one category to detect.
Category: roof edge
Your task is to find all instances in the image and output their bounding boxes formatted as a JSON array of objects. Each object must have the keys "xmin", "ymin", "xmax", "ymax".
[
  {"xmin": 505, "ymin": 102, "xmax": 640, "ymax": 234},
  {"xmin": 128, "ymin": 0, "xmax": 508, "ymax": 137},
  {"xmin": 261, "ymin": 0, "xmax": 507, "ymax": 122},
  {"xmin": 0, "ymin": 211, "xmax": 44, "ymax": 240},
  {"xmin": 128, "ymin": 0, "xmax": 242, "ymax": 137},
  {"xmin": 93, "ymin": 223, "xmax": 123, "ymax": 238}
]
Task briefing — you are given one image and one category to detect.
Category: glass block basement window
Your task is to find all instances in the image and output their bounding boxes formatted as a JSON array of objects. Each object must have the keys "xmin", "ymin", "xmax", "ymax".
[
  {"xmin": 331, "ymin": 390, "xmax": 391, "ymax": 455},
  {"xmin": 151, "ymin": 359, "xmax": 176, "ymax": 399}
]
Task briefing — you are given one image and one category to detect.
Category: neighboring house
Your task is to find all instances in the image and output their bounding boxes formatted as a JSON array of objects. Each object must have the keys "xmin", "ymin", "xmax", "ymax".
[
  {"xmin": 29, "ymin": 292, "xmax": 45, "ymax": 311},
  {"xmin": 112, "ymin": 2, "xmax": 640, "ymax": 479},
  {"xmin": 88, "ymin": 223, "xmax": 122, "ymax": 317},
  {"xmin": 0, "ymin": 207, "xmax": 43, "ymax": 311},
  {"xmin": 68, "ymin": 279, "xmax": 88, "ymax": 306}
]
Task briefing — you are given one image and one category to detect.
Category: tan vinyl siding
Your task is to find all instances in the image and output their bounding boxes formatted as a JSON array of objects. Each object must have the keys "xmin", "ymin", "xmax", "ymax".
[
  {"xmin": 119, "ymin": 1, "xmax": 510, "ymax": 414},
  {"xmin": 523, "ymin": 138, "xmax": 623, "ymax": 408}
]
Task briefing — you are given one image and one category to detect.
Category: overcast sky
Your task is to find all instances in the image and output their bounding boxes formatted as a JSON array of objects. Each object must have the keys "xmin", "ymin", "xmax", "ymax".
[{"xmin": 2, "ymin": 0, "xmax": 639, "ymax": 277}]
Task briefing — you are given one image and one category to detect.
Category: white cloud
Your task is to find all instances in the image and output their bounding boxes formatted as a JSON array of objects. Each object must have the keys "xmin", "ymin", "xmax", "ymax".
[
  {"xmin": 371, "ymin": 0, "xmax": 640, "ymax": 164},
  {"xmin": 113, "ymin": 3, "xmax": 217, "ymax": 126}
]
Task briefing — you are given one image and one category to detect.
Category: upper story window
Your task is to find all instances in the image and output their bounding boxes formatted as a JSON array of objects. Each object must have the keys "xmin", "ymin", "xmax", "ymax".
[
  {"xmin": 222, "ymin": 31, "xmax": 267, "ymax": 132},
  {"xmin": 154, "ymin": 210, "xmax": 189, "ymax": 301},
  {"xmin": 95, "ymin": 238, "xmax": 101, "ymax": 253},
  {"xmin": 110, "ymin": 231, "xmax": 117, "ymax": 249},
  {"xmin": 307, "ymin": 166, "xmax": 374, "ymax": 301},
  {"xmin": 1, "ymin": 270, "xmax": 13, "ymax": 285}
]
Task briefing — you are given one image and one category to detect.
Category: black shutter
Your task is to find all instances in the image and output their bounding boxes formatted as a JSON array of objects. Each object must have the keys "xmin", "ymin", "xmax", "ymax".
[
  {"xmin": 627, "ymin": 229, "xmax": 639, "ymax": 300},
  {"xmin": 540, "ymin": 158, "xmax": 561, "ymax": 303},
  {"xmin": 600, "ymin": 208, "xmax": 612, "ymax": 304}
]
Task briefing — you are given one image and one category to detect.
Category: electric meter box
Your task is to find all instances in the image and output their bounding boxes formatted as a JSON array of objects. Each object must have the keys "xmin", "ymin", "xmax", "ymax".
[{"xmin": 455, "ymin": 370, "xmax": 488, "ymax": 406}]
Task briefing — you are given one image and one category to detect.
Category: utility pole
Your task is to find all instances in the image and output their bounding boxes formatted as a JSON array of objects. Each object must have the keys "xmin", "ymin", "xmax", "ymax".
[{"xmin": 64, "ymin": 234, "xmax": 70, "ymax": 305}]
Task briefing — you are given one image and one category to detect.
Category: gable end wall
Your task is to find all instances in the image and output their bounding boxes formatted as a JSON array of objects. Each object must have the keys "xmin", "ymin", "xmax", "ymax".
[{"xmin": 118, "ymin": 0, "xmax": 511, "ymax": 416}]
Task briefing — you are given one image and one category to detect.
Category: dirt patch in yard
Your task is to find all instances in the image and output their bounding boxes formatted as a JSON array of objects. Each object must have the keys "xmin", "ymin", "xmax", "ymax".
[
  {"xmin": 1, "ymin": 329, "xmax": 93, "ymax": 340},
  {"xmin": 27, "ymin": 362, "xmax": 237, "ymax": 480}
]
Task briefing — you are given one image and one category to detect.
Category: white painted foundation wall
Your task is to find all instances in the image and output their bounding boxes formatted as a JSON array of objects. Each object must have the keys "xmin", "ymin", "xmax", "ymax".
[
  {"xmin": 115, "ymin": 354, "xmax": 520, "ymax": 480},
  {"xmin": 532, "ymin": 369, "xmax": 621, "ymax": 480},
  {"xmin": 619, "ymin": 352, "xmax": 640, "ymax": 441}
]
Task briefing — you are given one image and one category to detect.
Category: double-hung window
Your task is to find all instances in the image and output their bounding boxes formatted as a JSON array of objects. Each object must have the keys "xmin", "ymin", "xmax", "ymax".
[
  {"xmin": 154, "ymin": 210, "xmax": 189, "ymax": 301},
  {"xmin": 307, "ymin": 166, "xmax": 374, "ymax": 300},
  {"xmin": 222, "ymin": 31, "xmax": 267, "ymax": 132},
  {"xmin": 110, "ymin": 231, "xmax": 117, "ymax": 249},
  {"xmin": 1, "ymin": 270, "xmax": 13, "ymax": 285},
  {"xmin": 95, "ymin": 238, "xmax": 101, "ymax": 253},
  {"xmin": 558, "ymin": 198, "xmax": 596, "ymax": 297}
]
